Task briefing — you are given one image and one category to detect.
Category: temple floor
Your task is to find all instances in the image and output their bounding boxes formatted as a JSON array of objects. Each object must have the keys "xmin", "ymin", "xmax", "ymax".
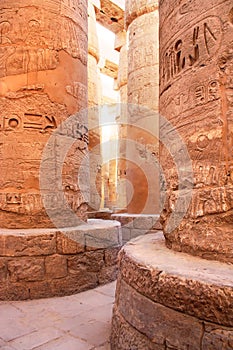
[{"xmin": 0, "ymin": 281, "xmax": 116, "ymax": 350}]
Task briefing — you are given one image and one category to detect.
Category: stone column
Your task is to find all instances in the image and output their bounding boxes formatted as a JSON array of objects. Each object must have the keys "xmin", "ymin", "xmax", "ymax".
[
  {"xmin": 160, "ymin": 0, "xmax": 233, "ymax": 263},
  {"xmin": 0, "ymin": 0, "xmax": 88, "ymax": 228},
  {"xmin": 111, "ymin": 1, "xmax": 233, "ymax": 349},
  {"xmin": 88, "ymin": 0, "xmax": 102, "ymax": 211},
  {"xmin": 115, "ymin": 30, "xmax": 128, "ymax": 211},
  {"xmin": 125, "ymin": 0, "xmax": 159, "ymax": 214}
]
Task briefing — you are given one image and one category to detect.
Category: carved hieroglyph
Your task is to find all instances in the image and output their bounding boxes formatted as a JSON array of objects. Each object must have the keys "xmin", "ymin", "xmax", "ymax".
[
  {"xmin": 125, "ymin": 0, "xmax": 160, "ymax": 214},
  {"xmin": 0, "ymin": 0, "xmax": 88, "ymax": 228},
  {"xmin": 160, "ymin": 0, "xmax": 233, "ymax": 263},
  {"xmin": 88, "ymin": 1, "xmax": 102, "ymax": 211}
]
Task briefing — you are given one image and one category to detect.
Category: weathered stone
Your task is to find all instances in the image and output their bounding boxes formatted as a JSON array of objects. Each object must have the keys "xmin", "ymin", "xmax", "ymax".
[
  {"xmin": 121, "ymin": 227, "xmax": 131, "ymax": 243},
  {"xmin": 117, "ymin": 280, "xmax": 203, "ymax": 350},
  {"xmin": 84, "ymin": 220, "xmax": 122, "ymax": 251},
  {"xmin": 132, "ymin": 215, "xmax": 153, "ymax": 229},
  {"xmin": 125, "ymin": 0, "xmax": 159, "ymax": 28},
  {"xmin": 45, "ymin": 255, "xmax": 68, "ymax": 279},
  {"xmin": 0, "ymin": 232, "xmax": 56, "ymax": 256},
  {"xmin": 111, "ymin": 306, "xmax": 162, "ymax": 350},
  {"xmin": 49, "ymin": 273, "xmax": 99, "ymax": 296},
  {"xmin": 56, "ymin": 231, "xmax": 85, "ymax": 254},
  {"xmin": 202, "ymin": 323, "xmax": 233, "ymax": 350},
  {"xmin": 117, "ymin": 234, "xmax": 233, "ymax": 327},
  {"xmin": 104, "ymin": 247, "xmax": 120, "ymax": 266},
  {"xmin": 8, "ymin": 257, "xmax": 45, "ymax": 282},
  {"xmin": 0, "ymin": 283, "xmax": 30, "ymax": 301},
  {"xmin": 0, "ymin": 0, "xmax": 88, "ymax": 228},
  {"xmin": 160, "ymin": 0, "xmax": 233, "ymax": 262},
  {"xmin": 126, "ymin": 6, "xmax": 160, "ymax": 214},
  {"xmin": 68, "ymin": 251, "xmax": 104, "ymax": 273},
  {"xmin": 98, "ymin": 265, "xmax": 118, "ymax": 285},
  {"xmin": 0, "ymin": 258, "xmax": 7, "ymax": 280}
]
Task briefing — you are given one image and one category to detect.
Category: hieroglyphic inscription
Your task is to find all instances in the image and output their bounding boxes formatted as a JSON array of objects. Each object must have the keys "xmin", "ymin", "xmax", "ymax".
[
  {"xmin": 161, "ymin": 16, "xmax": 222, "ymax": 90},
  {"xmin": 0, "ymin": 113, "xmax": 57, "ymax": 132}
]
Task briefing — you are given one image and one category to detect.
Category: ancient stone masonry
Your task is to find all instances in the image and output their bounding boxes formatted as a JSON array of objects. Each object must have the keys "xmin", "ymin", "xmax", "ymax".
[
  {"xmin": 88, "ymin": 0, "xmax": 102, "ymax": 211},
  {"xmin": 111, "ymin": 0, "xmax": 233, "ymax": 349},
  {"xmin": 125, "ymin": 0, "xmax": 160, "ymax": 214},
  {"xmin": 0, "ymin": 220, "xmax": 121, "ymax": 300},
  {"xmin": 0, "ymin": 0, "xmax": 88, "ymax": 228},
  {"xmin": 0, "ymin": 0, "xmax": 123, "ymax": 301}
]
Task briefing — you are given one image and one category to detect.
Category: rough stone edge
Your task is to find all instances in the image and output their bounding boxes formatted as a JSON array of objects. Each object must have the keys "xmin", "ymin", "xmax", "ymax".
[
  {"xmin": 117, "ymin": 233, "xmax": 233, "ymax": 327},
  {"xmin": 125, "ymin": 0, "xmax": 159, "ymax": 29}
]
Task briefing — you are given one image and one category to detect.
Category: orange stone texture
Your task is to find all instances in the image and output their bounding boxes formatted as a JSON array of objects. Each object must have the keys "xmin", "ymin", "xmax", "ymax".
[
  {"xmin": 111, "ymin": 1, "xmax": 233, "ymax": 349},
  {"xmin": 88, "ymin": 0, "xmax": 102, "ymax": 211},
  {"xmin": 125, "ymin": 0, "xmax": 160, "ymax": 214},
  {"xmin": 160, "ymin": 0, "xmax": 233, "ymax": 263},
  {"xmin": 0, "ymin": 0, "xmax": 89, "ymax": 229},
  {"xmin": 116, "ymin": 31, "xmax": 128, "ymax": 210}
]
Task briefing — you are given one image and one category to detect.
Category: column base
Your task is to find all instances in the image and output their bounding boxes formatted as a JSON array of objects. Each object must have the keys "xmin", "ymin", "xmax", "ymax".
[
  {"xmin": 111, "ymin": 233, "xmax": 233, "ymax": 350},
  {"xmin": 0, "ymin": 219, "xmax": 122, "ymax": 300},
  {"xmin": 111, "ymin": 213, "xmax": 161, "ymax": 243}
]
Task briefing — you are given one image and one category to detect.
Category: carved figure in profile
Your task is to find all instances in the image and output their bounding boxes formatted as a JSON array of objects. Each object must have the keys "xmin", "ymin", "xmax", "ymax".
[{"xmin": 0, "ymin": 21, "xmax": 12, "ymax": 44}]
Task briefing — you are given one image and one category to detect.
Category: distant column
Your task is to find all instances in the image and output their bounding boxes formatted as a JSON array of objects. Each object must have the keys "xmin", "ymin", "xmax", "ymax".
[
  {"xmin": 115, "ymin": 30, "xmax": 128, "ymax": 211},
  {"xmin": 125, "ymin": 0, "xmax": 159, "ymax": 214},
  {"xmin": 88, "ymin": 0, "xmax": 102, "ymax": 211}
]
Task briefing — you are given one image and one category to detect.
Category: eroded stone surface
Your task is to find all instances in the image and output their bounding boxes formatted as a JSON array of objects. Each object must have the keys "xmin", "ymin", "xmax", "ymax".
[
  {"xmin": 111, "ymin": 234, "xmax": 233, "ymax": 349},
  {"xmin": 159, "ymin": 0, "xmax": 233, "ymax": 262},
  {"xmin": 126, "ymin": 4, "xmax": 160, "ymax": 214},
  {"xmin": 0, "ymin": 220, "xmax": 121, "ymax": 300},
  {"xmin": 0, "ymin": 0, "xmax": 88, "ymax": 228},
  {"xmin": 117, "ymin": 233, "xmax": 233, "ymax": 327}
]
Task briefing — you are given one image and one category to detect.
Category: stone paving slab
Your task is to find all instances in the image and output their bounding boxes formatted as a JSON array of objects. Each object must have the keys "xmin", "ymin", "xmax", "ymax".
[{"xmin": 0, "ymin": 281, "xmax": 116, "ymax": 350}]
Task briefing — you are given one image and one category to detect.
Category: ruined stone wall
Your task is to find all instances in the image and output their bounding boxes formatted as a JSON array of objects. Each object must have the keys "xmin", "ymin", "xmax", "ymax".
[
  {"xmin": 125, "ymin": 0, "xmax": 160, "ymax": 214},
  {"xmin": 160, "ymin": 0, "xmax": 233, "ymax": 263},
  {"xmin": 0, "ymin": 0, "xmax": 89, "ymax": 228}
]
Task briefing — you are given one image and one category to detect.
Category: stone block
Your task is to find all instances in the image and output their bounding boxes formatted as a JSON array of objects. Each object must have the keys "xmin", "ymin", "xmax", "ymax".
[
  {"xmin": 0, "ymin": 259, "xmax": 7, "ymax": 280},
  {"xmin": 45, "ymin": 255, "xmax": 68, "ymax": 279},
  {"xmin": 85, "ymin": 228, "xmax": 121, "ymax": 250},
  {"xmin": 130, "ymin": 229, "xmax": 144, "ymax": 239},
  {"xmin": 68, "ymin": 251, "xmax": 104, "ymax": 273},
  {"xmin": 111, "ymin": 306, "xmax": 161, "ymax": 350},
  {"xmin": 118, "ymin": 280, "xmax": 203, "ymax": 350},
  {"xmin": 118, "ymin": 234, "xmax": 233, "ymax": 327},
  {"xmin": 56, "ymin": 232, "xmax": 85, "ymax": 254},
  {"xmin": 121, "ymin": 227, "xmax": 131, "ymax": 242},
  {"xmin": 202, "ymin": 323, "xmax": 233, "ymax": 350},
  {"xmin": 0, "ymin": 283, "xmax": 30, "ymax": 301},
  {"xmin": 104, "ymin": 247, "xmax": 120, "ymax": 266},
  {"xmin": 133, "ymin": 216, "xmax": 153, "ymax": 229},
  {"xmin": 98, "ymin": 265, "xmax": 118, "ymax": 285},
  {"xmin": 8, "ymin": 257, "xmax": 45, "ymax": 282},
  {"xmin": 50, "ymin": 273, "xmax": 99, "ymax": 296},
  {"xmin": 0, "ymin": 233, "xmax": 56, "ymax": 257},
  {"xmin": 27, "ymin": 280, "xmax": 53, "ymax": 299}
]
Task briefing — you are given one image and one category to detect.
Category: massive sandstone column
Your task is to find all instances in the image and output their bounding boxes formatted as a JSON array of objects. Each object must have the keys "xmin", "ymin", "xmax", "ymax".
[
  {"xmin": 111, "ymin": 1, "xmax": 233, "ymax": 349},
  {"xmin": 160, "ymin": 0, "xmax": 233, "ymax": 263},
  {"xmin": 0, "ymin": 0, "xmax": 88, "ymax": 228},
  {"xmin": 88, "ymin": 0, "xmax": 102, "ymax": 211},
  {"xmin": 115, "ymin": 31, "xmax": 128, "ymax": 211},
  {"xmin": 125, "ymin": 0, "xmax": 159, "ymax": 214}
]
